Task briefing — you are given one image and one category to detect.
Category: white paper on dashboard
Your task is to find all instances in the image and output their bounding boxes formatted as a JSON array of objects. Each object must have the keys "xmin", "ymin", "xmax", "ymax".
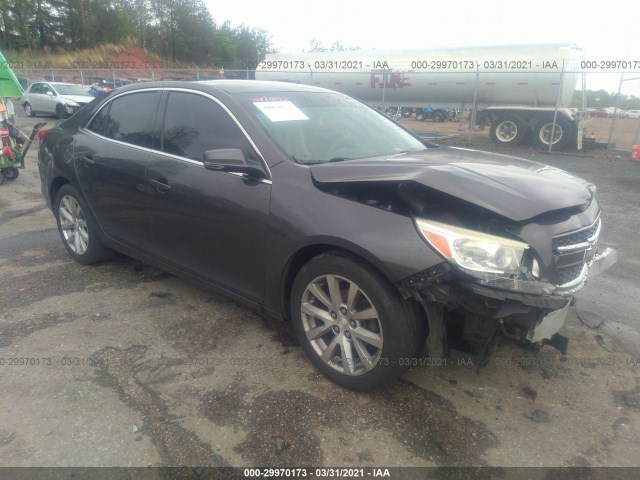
[{"xmin": 253, "ymin": 101, "xmax": 309, "ymax": 122}]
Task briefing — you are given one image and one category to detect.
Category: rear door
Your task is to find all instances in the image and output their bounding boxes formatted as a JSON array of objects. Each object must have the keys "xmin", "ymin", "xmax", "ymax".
[
  {"xmin": 75, "ymin": 90, "xmax": 162, "ymax": 250},
  {"xmin": 28, "ymin": 83, "xmax": 44, "ymax": 112},
  {"xmin": 144, "ymin": 89, "xmax": 271, "ymax": 302},
  {"xmin": 41, "ymin": 83, "xmax": 57, "ymax": 115}
]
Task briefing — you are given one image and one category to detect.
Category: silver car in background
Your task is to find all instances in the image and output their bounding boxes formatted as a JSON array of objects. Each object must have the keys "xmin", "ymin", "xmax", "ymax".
[{"xmin": 21, "ymin": 82, "xmax": 95, "ymax": 119}]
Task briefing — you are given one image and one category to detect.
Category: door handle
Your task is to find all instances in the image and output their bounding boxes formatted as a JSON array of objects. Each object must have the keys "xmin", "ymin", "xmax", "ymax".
[
  {"xmin": 148, "ymin": 178, "xmax": 172, "ymax": 193},
  {"xmin": 81, "ymin": 155, "xmax": 95, "ymax": 166}
]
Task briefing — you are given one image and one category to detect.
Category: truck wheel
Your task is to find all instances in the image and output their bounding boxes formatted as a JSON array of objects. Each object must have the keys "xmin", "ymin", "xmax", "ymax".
[
  {"xmin": 3, "ymin": 168, "xmax": 19, "ymax": 181},
  {"xmin": 291, "ymin": 251, "xmax": 421, "ymax": 391},
  {"xmin": 433, "ymin": 111, "xmax": 446, "ymax": 122},
  {"xmin": 534, "ymin": 120, "xmax": 571, "ymax": 150},
  {"xmin": 490, "ymin": 116, "xmax": 527, "ymax": 146}
]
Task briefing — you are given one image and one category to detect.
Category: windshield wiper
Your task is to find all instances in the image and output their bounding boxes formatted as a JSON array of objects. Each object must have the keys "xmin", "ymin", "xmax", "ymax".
[{"xmin": 328, "ymin": 157, "xmax": 352, "ymax": 163}]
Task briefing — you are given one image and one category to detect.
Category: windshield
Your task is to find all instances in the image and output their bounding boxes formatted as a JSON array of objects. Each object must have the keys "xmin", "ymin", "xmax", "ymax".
[
  {"xmin": 235, "ymin": 91, "xmax": 426, "ymax": 164},
  {"xmin": 54, "ymin": 84, "xmax": 89, "ymax": 96}
]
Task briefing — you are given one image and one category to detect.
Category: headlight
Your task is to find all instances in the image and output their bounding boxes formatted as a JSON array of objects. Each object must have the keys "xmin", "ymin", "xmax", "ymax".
[
  {"xmin": 415, "ymin": 218, "xmax": 529, "ymax": 276},
  {"xmin": 63, "ymin": 99, "xmax": 79, "ymax": 107}
]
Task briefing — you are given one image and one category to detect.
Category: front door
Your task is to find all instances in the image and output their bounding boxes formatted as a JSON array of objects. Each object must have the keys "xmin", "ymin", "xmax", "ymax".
[{"xmin": 144, "ymin": 90, "xmax": 271, "ymax": 303}]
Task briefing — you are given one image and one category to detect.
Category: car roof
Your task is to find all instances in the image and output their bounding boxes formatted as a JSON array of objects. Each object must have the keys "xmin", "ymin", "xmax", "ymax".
[{"xmin": 114, "ymin": 79, "xmax": 332, "ymax": 96}]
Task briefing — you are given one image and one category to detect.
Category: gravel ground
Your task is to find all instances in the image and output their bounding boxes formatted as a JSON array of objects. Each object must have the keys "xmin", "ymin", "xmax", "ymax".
[{"xmin": 0, "ymin": 110, "xmax": 639, "ymax": 473}]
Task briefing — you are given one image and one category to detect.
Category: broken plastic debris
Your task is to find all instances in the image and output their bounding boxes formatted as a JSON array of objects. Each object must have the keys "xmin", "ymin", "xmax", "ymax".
[
  {"xmin": 529, "ymin": 409, "xmax": 552, "ymax": 422},
  {"xmin": 594, "ymin": 334, "xmax": 613, "ymax": 352}
]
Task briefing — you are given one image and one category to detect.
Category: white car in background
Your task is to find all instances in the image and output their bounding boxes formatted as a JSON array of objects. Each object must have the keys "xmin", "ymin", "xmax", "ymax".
[
  {"xmin": 21, "ymin": 81, "xmax": 95, "ymax": 119},
  {"xmin": 625, "ymin": 110, "xmax": 640, "ymax": 119}
]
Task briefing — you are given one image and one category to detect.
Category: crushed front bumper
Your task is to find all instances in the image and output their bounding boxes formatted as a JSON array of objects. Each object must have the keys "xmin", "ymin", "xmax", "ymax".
[
  {"xmin": 402, "ymin": 247, "xmax": 618, "ymax": 355},
  {"xmin": 471, "ymin": 247, "xmax": 617, "ymax": 305},
  {"xmin": 471, "ymin": 247, "xmax": 617, "ymax": 342}
]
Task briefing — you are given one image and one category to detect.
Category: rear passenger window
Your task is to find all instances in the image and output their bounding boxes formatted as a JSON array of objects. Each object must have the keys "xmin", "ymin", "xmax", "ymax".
[
  {"xmin": 103, "ymin": 91, "xmax": 160, "ymax": 148},
  {"xmin": 87, "ymin": 104, "xmax": 110, "ymax": 136},
  {"xmin": 161, "ymin": 91, "xmax": 257, "ymax": 163}
]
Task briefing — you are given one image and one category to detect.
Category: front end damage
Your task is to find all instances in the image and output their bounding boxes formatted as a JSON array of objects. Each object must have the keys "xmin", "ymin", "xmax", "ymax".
[
  {"xmin": 310, "ymin": 150, "xmax": 618, "ymax": 362},
  {"xmin": 398, "ymin": 244, "xmax": 616, "ymax": 361}
]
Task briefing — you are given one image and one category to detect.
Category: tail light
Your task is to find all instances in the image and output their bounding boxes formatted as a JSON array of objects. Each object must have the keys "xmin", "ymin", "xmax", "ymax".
[{"xmin": 37, "ymin": 129, "xmax": 49, "ymax": 142}]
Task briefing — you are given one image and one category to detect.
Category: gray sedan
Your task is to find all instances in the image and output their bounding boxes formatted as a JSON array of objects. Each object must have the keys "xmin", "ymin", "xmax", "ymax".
[{"xmin": 21, "ymin": 81, "xmax": 95, "ymax": 118}]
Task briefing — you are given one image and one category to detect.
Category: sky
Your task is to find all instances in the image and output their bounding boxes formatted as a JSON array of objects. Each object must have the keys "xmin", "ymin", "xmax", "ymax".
[{"xmin": 204, "ymin": 0, "xmax": 640, "ymax": 95}]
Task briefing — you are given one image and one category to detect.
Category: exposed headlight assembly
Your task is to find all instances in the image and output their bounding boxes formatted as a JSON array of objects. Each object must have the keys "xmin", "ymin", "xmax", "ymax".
[
  {"xmin": 63, "ymin": 98, "xmax": 79, "ymax": 107},
  {"xmin": 415, "ymin": 218, "xmax": 529, "ymax": 276}
]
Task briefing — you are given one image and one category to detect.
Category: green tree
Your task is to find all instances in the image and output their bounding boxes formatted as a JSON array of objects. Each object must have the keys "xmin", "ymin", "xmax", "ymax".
[{"xmin": 0, "ymin": 0, "xmax": 272, "ymax": 69}]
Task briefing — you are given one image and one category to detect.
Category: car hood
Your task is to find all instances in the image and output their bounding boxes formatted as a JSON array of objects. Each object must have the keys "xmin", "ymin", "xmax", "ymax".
[
  {"xmin": 309, "ymin": 147, "xmax": 594, "ymax": 222},
  {"xmin": 62, "ymin": 94, "xmax": 94, "ymax": 104}
]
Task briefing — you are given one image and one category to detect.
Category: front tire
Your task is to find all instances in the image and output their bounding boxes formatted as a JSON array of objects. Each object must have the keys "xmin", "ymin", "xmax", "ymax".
[
  {"xmin": 54, "ymin": 184, "xmax": 112, "ymax": 264},
  {"xmin": 291, "ymin": 251, "xmax": 421, "ymax": 391},
  {"xmin": 490, "ymin": 116, "xmax": 528, "ymax": 146},
  {"xmin": 3, "ymin": 168, "xmax": 19, "ymax": 181},
  {"xmin": 56, "ymin": 104, "xmax": 67, "ymax": 119},
  {"xmin": 24, "ymin": 103, "xmax": 34, "ymax": 117}
]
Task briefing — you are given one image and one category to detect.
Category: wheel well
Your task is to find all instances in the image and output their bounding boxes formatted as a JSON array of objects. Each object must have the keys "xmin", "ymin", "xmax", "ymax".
[
  {"xmin": 49, "ymin": 177, "xmax": 70, "ymax": 206},
  {"xmin": 281, "ymin": 244, "xmax": 335, "ymax": 322},
  {"xmin": 280, "ymin": 244, "xmax": 426, "ymax": 339},
  {"xmin": 492, "ymin": 113, "xmax": 527, "ymax": 125}
]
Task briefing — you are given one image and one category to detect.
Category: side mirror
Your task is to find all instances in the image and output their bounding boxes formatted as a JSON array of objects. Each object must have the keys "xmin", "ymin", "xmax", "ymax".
[
  {"xmin": 203, "ymin": 149, "xmax": 266, "ymax": 179},
  {"xmin": 46, "ymin": 91, "xmax": 53, "ymax": 96}
]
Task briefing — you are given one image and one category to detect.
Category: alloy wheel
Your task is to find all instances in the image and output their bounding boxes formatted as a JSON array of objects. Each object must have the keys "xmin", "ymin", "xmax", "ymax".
[
  {"xmin": 300, "ymin": 274, "xmax": 384, "ymax": 375},
  {"xmin": 58, "ymin": 195, "xmax": 89, "ymax": 255}
]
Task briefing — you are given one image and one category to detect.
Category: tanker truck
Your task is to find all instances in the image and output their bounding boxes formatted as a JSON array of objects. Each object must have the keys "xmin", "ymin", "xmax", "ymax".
[{"xmin": 255, "ymin": 44, "xmax": 585, "ymax": 150}]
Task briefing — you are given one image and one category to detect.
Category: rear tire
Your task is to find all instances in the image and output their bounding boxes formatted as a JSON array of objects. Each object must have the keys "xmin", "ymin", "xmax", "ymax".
[
  {"xmin": 291, "ymin": 251, "xmax": 421, "ymax": 391},
  {"xmin": 3, "ymin": 168, "xmax": 19, "ymax": 181},
  {"xmin": 490, "ymin": 116, "xmax": 528, "ymax": 146},
  {"xmin": 533, "ymin": 119, "xmax": 572, "ymax": 150},
  {"xmin": 0, "ymin": 172, "xmax": 5, "ymax": 185},
  {"xmin": 54, "ymin": 184, "xmax": 112, "ymax": 264}
]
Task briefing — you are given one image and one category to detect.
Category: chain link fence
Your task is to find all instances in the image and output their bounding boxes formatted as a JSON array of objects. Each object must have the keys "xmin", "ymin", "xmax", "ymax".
[
  {"xmin": 604, "ymin": 74, "xmax": 640, "ymax": 152},
  {"xmin": 12, "ymin": 67, "xmax": 640, "ymax": 153},
  {"xmin": 13, "ymin": 67, "xmax": 254, "ymax": 85}
]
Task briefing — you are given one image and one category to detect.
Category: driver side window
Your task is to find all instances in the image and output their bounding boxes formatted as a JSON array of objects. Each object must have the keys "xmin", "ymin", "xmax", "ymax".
[{"xmin": 161, "ymin": 91, "xmax": 259, "ymax": 165}]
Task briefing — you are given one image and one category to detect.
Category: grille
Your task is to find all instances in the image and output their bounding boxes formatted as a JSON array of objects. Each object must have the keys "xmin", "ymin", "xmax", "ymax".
[
  {"xmin": 551, "ymin": 217, "xmax": 600, "ymax": 286},
  {"xmin": 556, "ymin": 263, "xmax": 585, "ymax": 285},
  {"xmin": 552, "ymin": 218, "xmax": 600, "ymax": 252}
]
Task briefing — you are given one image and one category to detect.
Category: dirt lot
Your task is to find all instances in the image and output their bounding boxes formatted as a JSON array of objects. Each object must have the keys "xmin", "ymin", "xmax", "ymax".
[{"xmin": 1, "ymin": 111, "xmax": 639, "ymax": 477}]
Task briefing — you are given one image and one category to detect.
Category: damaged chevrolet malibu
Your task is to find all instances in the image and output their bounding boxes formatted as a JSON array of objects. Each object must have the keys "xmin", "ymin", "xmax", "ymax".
[{"xmin": 38, "ymin": 80, "xmax": 617, "ymax": 391}]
